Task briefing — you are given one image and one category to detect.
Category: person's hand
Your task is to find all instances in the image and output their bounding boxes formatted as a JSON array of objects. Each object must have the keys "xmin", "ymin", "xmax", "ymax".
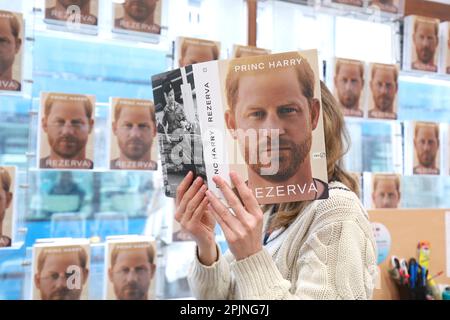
[
  {"xmin": 205, "ymin": 171, "xmax": 263, "ymax": 261},
  {"xmin": 175, "ymin": 171, "xmax": 217, "ymax": 265}
]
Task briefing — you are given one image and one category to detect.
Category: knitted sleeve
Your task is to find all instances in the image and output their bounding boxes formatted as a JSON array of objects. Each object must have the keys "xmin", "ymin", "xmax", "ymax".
[
  {"xmin": 293, "ymin": 219, "xmax": 378, "ymax": 299},
  {"xmin": 187, "ymin": 244, "xmax": 235, "ymax": 300},
  {"xmin": 231, "ymin": 193, "xmax": 378, "ymax": 300},
  {"xmin": 187, "ymin": 191, "xmax": 378, "ymax": 300}
]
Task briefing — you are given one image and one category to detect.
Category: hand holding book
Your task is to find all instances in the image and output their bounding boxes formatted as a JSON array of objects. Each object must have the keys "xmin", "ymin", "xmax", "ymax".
[
  {"xmin": 174, "ymin": 171, "xmax": 217, "ymax": 265},
  {"xmin": 206, "ymin": 172, "xmax": 264, "ymax": 261}
]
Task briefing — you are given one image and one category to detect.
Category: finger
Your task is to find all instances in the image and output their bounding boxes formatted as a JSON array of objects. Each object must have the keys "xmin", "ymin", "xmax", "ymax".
[
  {"xmin": 191, "ymin": 197, "xmax": 209, "ymax": 224},
  {"xmin": 206, "ymin": 190, "xmax": 241, "ymax": 232},
  {"xmin": 177, "ymin": 176, "xmax": 204, "ymax": 218},
  {"xmin": 208, "ymin": 204, "xmax": 235, "ymax": 240},
  {"xmin": 181, "ymin": 184, "xmax": 207, "ymax": 224},
  {"xmin": 229, "ymin": 171, "xmax": 261, "ymax": 215},
  {"xmin": 175, "ymin": 171, "xmax": 194, "ymax": 207},
  {"xmin": 211, "ymin": 175, "xmax": 247, "ymax": 220}
]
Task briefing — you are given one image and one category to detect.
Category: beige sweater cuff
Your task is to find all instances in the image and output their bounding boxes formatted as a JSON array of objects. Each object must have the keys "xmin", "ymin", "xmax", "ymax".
[
  {"xmin": 231, "ymin": 249, "xmax": 289, "ymax": 299},
  {"xmin": 190, "ymin": 244, "xmax": 230, "ymax": 285}
]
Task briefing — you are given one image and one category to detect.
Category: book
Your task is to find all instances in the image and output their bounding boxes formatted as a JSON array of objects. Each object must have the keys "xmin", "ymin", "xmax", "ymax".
[
  {"xmin": 31, "ymin": 238, "xmax": 90, "ymax": 300},
  {"xmin": 329, "ymin": 0, "xmax": 363, "ymax": 7},
  {"xmin": 112, "ymin": 0, "xmax": 162, "ymax": 38},
  {"xmin": 404, "ymin": 121, "xmax": 442, "ymax": 176},
  {"xmin": 363, "ymin": 172, "xmax": 401, "ymax": 209},
  {"xmin": 368, "ymin": 0, "xmax": 403, "ymax": 14},
  {"xmin": 367, "ymin": 63, "xmax": 399, "ymax": 120},
  {"xmin": 403, "ymin": 15, "xmax": 440, "ymax": 73},
  {"xmin": 333, "ymin": 57, "xmax": 366, "ymax": 118},
  {"xmin": 0, "ymin": 10, "xmax": 23, "ymax": 92},
  {"xmin": 109, "ymin": 98, "xmax": 159, "ymax": 171},
  {"xmin": 38, "ymin": 92, "xmax": 96, "ymax": 170},
  {"xmin": 0, "ymin": 166, "xmax": 16, "ymax": 248},
  {"xmin": 151, "ymin": 49, "xmax": 329, "ymax": 205},
  {"xmin": 176, "ymin": 36, "xmax": 221, "ymax": 68},
  {"xmin": 439, "ymin": 21, "xmax": 450, "ymax": 75},
  {"xmin": 44, "ymin": 0, "xmax": 98, "ymax": 33},
  {"xmin": 104, "ymin": 236, "xmax": 157, "ymax": 300},
  {"xmin": 231, "ymin": 45, "xmax": 271, "ymax": 59}
]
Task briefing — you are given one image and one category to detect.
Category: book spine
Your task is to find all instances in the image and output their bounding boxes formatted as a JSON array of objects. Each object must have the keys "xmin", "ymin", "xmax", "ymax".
[{"xmin": 192, "ymin": 62, "xmax": 231, "ymax": 199}]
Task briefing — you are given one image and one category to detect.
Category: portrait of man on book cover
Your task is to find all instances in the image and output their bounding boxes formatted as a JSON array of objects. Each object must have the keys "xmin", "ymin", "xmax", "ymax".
[
  {"xmin": 45, "ymin": 0, "xmax": 98, "ymax": 26},
  {"xmin": 220, "ymin": 51, "xmax": 329, "ymax": 204},
  {"xmin": 333, "ymin": 58, "xmax": 365, "ymax": 118},
  {"xmin": 411, "ymin": 16, "xmax": 440, "ymax": 72},
  {"xmin": 413, "ymin": 121, "xmax": 440, "ymax": 175},
  {"xmin": 0, "ymin": 10, "xmax": 23, "ymax": 92},
  {"xmin": 368, "ymin": 63, "xmax": 399, "ymax": 120},
  {"xmin": 39, "ymin": 92, "xmax": 95, "ymax": 170},
  {"xmin": 113, "ymin": 0, "xmax": 161, "ymax": 35}
]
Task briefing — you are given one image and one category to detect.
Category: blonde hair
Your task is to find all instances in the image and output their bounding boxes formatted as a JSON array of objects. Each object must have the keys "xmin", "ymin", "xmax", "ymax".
[
  {"xmin": 0, "ymin": 167, "xmax": 11, "ymax": 193},
  {"xmin": 264, "ymin": 81, "xmax": 359, "ymax": 232}
]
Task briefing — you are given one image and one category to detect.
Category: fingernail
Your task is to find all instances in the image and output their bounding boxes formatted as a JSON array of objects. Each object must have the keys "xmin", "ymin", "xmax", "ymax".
[
  {"xmin": 200, "ymin": 185, "xmax": 207, "ymax": 192},
  {"xmin": 205, "ymin": 190, "xmax": 211, "ymax": 197},
  {"xmin": 195, "ymin": 176, "xmax": 202, "ymax": 184}
]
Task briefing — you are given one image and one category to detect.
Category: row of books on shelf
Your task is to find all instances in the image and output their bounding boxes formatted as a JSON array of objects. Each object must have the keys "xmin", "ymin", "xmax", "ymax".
[
  {"xmin": 1, "ymin": 2, "xmax": 450, "ymax": 95},
  {"xmin": 1, "ymin": 48, "xmax": 449, "ymax": 245},
  {"xmin": 26, "ymin": 235, "xmax": 159, "ymax": 300}
]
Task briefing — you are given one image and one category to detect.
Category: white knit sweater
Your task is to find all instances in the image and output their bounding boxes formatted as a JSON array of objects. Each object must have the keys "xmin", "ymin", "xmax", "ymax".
[{"xmin": 187, "ymin": 181, "xmax": 378, "ymax": 300}]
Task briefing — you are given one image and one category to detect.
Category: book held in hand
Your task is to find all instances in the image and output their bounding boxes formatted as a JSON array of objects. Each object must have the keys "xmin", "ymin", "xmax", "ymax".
[{"xmin": 151, "ymin": 50, "xmax": 329, "ymax": 204}]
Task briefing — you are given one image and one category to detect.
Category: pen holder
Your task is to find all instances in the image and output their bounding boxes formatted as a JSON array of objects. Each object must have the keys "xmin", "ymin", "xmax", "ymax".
[{"xmin": 408, "ymin": 286, "xmax": 427, "ymax": 300}]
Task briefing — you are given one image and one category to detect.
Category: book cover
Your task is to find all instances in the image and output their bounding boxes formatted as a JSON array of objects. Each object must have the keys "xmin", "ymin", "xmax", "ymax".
[
  {"xmin": 0, "ymin": 10, "xmax": 23, "ymax": 92},
  {"xmin": 31, "ymin": 239, "xmax": 90, "ymax": 300},
  {"xmin": 368, "ymin": 0, "xmax": 403, "ymax": 14},
  {"xmin": 112, "ymin": 0, "xmax": 162, "ymax": 37},
  {"xmin": 104, "ymin": 236, "xmax": 157, "ymax": 300},
  {"xmin": 440, "ymin": 21, "xmax": 450, "ymax": 75},
  {"xmin": 0, "ymin": 166, "xmax": 16, "ymax": 248},
  {"xmin": 403, "ymin": 15, "xmax": 440, "ymax": 73},
  {"xmin": 367, "ymin": 63, "xmax": 399, "ymax": 120},
  {"xmin": 232, "ymin": 45, "xmax": 271, "ymax": 59},
  {"xmin": 176, "ymin": 36, "xmax": 221, "ymax": 68},
  {"xmin": 109, "ymin": 97, "xmax": 158, "ymax": 171},
  {"xmin": 333, "ymin": 58, "xmax": 365, "ymax": 118},
  {"xmin": 45, "ymin": 0, "xmax": 98, "ymax": 27},
  {"xmin": 152, "ymin": 50, "xmax": 329, "ymax": 205},
  {"xmin": 404, "ymin": 121, "xmax": 441, "ymax": 175},
  {"xmin": 329, "ymin": 0, "xmax": 363, "ymax": 7},
  {"xmin": 364, "ymin": 172, "xmax": 401, "ymax": 209},
  {"xmin": 38, "ymin": 92, "xmax": 96, "ymax": 170}
]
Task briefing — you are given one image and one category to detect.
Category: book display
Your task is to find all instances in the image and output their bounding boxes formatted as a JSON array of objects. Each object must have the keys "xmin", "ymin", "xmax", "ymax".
[{"xmin": 0, "ymin": 0, "xmax": 449, "ymax": 301}]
